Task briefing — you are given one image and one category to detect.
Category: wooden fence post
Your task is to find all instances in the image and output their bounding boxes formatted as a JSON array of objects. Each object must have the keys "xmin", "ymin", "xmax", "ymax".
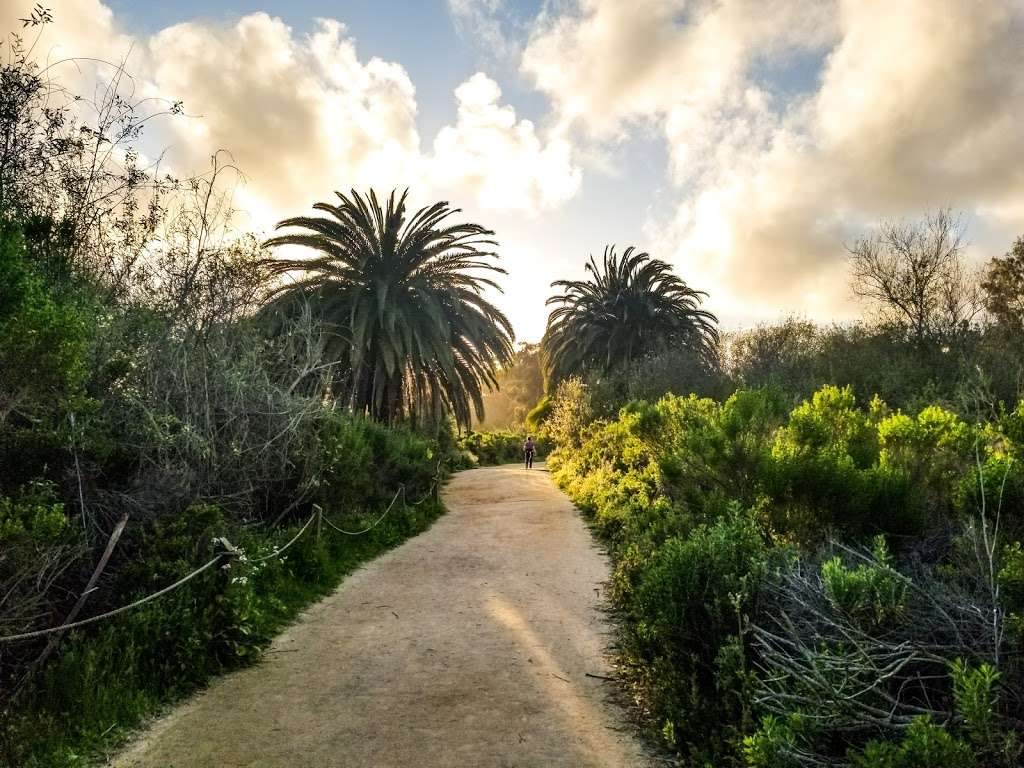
[{"xmin": 32, "ymin": 512, "xmax": 129, "ymax": 671}]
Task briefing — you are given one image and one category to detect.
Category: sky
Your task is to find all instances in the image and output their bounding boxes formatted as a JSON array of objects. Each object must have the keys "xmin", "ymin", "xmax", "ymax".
[{"xmin": 4, "ymin": 0, "xmax": 1024, "ymax": 342}]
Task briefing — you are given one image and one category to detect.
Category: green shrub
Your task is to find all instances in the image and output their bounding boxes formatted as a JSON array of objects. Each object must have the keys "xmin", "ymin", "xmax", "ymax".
[
  {"xmin": 878, "ymin": 405, "xmax": 974, "ymax": 521},
  {"xmin": 951, "ymin": 658, "xmax": 1001, "ymax": 752},
  {"xmin": 0, "ymin": 224, "xmax": 91, "ymax": 423},
  {"xmin": 742, "ymin": 714, "xmax": 806, "ymax": 768},
  {"xmin": 525, "ymin": 395, "xmax": 551, "ymax": 430},
  {"xmin": 848, "ymin": 717, "xmax": 977, "ymax": 768},
  {"xmin": 0, "ymin": 482, "xmax": 67, "ymax": 541},
  {"xmin": 0, "ymin": 224, "xmax": 94, "ymax": 489},
  {"xmin": 627, "ymin": 511, "xmax": 774, "ymax": 759},
  {"xmin": 999, "ymin": 541, "xmax": 1024, "ymax": 638},
  {"xmin": 456, "ymin": 429, "xmax": 548, "ymax": 466},
  {"xmin": 542, "ymin": 376, "xmax": 594, "ymax": 450},
  {"xmin": 820, "ymin": 537, "xmax": 907, "ymax": 629},
  {"xmin": 764, "ymin": 387, "xmax": 931, "ymax": 540}
]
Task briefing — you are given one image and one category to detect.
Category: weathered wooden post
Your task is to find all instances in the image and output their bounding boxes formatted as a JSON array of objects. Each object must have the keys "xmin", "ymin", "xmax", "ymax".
[{"xmin": 213, "ymin": 536, "xmax": 240, "ymax": 593}]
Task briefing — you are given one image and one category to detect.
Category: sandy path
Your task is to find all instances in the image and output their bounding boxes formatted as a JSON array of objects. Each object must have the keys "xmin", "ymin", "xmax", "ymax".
[{"xmin": 112, "ymin": 465, "xmax": 651, "ymax": 768}]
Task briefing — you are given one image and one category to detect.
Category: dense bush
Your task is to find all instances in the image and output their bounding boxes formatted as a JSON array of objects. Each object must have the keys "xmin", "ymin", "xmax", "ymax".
[
  {"xmin": 2, "ymin": 400, "xmax": 447, "ymax": 767},
  {"xmin": 547, "ymin": 380, "xmax": 1023, "ymax": 765},
  {"xmin": 455, "ymin": 429, "xmax": 548, "ymax": 467},
  {"xmin": 728, "ymin": 318, "xmax": 1024, "ymax": 415},
  {"xmin": 631, "ymin": 512, "xmax": 775, "ymax": 761}
]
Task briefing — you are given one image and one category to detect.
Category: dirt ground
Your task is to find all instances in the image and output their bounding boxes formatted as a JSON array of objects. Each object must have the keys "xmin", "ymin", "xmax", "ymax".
[{"xmin": 111, "ymin": 464, "xmax": 652, "ymax": 768}]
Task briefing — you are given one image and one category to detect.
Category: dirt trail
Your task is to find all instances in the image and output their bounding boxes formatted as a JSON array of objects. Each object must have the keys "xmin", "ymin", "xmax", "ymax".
[{"xmin": 112, "ymin": 464, "xmax": 651, "ymax": 768}]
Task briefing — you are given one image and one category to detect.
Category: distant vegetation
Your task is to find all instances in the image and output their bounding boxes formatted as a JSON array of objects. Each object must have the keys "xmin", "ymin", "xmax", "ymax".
[
  {"xmin": 474, "ymin": 343, "xmax": 543, "ymax": 430},
  {"xmin": 454, "ymin": 429, "xmax": 549, "ymax": 468}
]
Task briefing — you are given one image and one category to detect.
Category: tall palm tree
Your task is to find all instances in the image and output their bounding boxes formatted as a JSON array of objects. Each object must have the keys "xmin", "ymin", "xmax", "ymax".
[
  {"xmin": 262, "ymin": 189, "xmax": 514, "ymax": 427},
  {"xmin": 542, "ymin": 245, "xmax": 718, "ymax": 384}
]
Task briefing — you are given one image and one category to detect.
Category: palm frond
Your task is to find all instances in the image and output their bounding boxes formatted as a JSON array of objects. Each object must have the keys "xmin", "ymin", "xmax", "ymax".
[
  {"xmin": 542, "ymin": 245, "xmax": 719, "ymax": 385},
  {"xmin": 261, "ymin": 188, "xmax": 514, "ymax": 427}
]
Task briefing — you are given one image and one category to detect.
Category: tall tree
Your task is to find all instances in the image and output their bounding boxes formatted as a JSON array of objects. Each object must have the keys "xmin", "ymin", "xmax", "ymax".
[
  {"xmin": 848, "ymin": 209, "xmax": 981, "ymax": 343},
  {"xmin": 542, "ymin": 245, "xmax": 718, "ymax": 386},
  {"xmin": 262, "ymin": 189, "xmax": 514, "ymax": 427},
  {"xmin": 981, "ymin": 235, "xmax": 1024, "ymax": 336}
]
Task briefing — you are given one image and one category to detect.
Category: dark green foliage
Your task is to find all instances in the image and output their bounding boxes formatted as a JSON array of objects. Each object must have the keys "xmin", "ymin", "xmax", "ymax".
[
  {"xmin": 455, "ymin": 429, "xmax": 548, "ymax": 467},
  {"xmin": 306, "ymin": 410, "xmax": 439, "ymax": 511},
  {"xmin": 1000, "ymin": 542, "xmax": 1024, "ymax": 638},
  {"xmin": 0, "ymin": 224, "xmax": 92, "ymax": 471},
  {"xmin": 542, "ymin": 245, "xmax": 718, "ymax": 387},
  {"xmin": 262, "ymin": 189, "xmax": 514, "ymax": 428},
  {"xmin": 848, "ymin": 718, "xmax": 977, "ymax": 768},
  {"xmin": 631, "ymin": 513, "xmax": 772, "ymax": 761},
  {"xmin": 820, "ymin": 538, "xmax": 907, "ymax": 629}
]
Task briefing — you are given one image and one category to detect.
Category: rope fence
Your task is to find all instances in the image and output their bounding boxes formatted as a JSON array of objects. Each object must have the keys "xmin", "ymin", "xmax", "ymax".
[
  {"xmin": 0, "ymin": 464, "xmax": 445, "ymax": 645},
  {"xmin": 320, "ymin": 486, "xmax": 403, "ymax": 536},
  {"xmin": 248, "ymin": 509, "xmax": 318, "ymax": 563},
  {"xmin": 0, "ymin": 557, "xmax": 223, "ymax": 644}
]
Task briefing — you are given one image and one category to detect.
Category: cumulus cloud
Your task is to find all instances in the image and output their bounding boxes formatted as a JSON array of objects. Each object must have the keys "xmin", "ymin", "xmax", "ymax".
[
  {"xmin": 143, "ymin": 14, "xmax": 426, "ymax": 227},
  {"xmin": 523, "ymin": 0, "xmax": 1024, "ymax": 321},
  {"xmin": 4, "ymin": 0, "xmax": 581, "ymax": 230},
  {"xmin": 430, "ymin": 73, "xmax": 581, "ymax": 213},
  {"xmin": 522, "ymin": 0, "xmax": 834, "ymax": 141}
]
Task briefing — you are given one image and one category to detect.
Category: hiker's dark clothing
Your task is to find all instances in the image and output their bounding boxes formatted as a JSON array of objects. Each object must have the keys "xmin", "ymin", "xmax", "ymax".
[{"xmin": 523, "ymin": 439, "xmax": 536, "ymax": 469}]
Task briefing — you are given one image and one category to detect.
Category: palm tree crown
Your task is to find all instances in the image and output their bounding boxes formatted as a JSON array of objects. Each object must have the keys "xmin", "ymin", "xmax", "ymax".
[
  {"xmin": 542, "ymin": 245, "xmax": 718, "ymax": 384},
  {"xmin": 263, "ymin": 188, "xmax": 514, "ymax": 427}
]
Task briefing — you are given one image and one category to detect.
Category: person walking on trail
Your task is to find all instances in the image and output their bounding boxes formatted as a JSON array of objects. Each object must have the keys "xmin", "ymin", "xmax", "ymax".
[{"xmin": 523, "ymin": 436, "xmax": 536, "ymax": 469}]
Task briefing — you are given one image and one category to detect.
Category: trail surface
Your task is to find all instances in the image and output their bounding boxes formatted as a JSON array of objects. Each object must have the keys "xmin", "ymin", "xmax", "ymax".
[{"xmin": 113, "ymin": 464, "xmax": 651, "ymax": 768}]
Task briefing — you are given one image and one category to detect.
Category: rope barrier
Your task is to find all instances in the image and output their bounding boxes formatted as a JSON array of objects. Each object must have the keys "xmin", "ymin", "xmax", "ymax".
[
  {"xmin": 405, "ymin": 479, "xmax": 438, "ymax": 507},
  {"xmin": 248, "ymin": 510, "xmax": 318, "ymax": 564},
  {"xmin": 405, "ymin": 459, "xmax": 443, "ymax": 507},
  {"xmin": 320, "ymin": 486, "xmax": 403, "ymax": 536},
  {"xmin": 0, "ymin": 462, "xmax": 446, "ymax": 645},
  {"xmin": 0, "ymin": 556, "xmax": 222, "ymax": 643}
]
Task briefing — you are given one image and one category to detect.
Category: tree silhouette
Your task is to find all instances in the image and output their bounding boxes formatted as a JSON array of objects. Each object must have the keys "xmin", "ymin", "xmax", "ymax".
[
  {"xmin": 263, "ymin": 189, "xmax": 514, "ymax": 427},
  {"xmin": 543, "ymin": 245, "xmax": 718, "ymax": 385}
]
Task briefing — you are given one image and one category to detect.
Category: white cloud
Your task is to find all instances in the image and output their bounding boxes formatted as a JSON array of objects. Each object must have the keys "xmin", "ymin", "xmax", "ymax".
[
  {"xmin": 522, "ymin": 0, "xmax": 834, "ymax": 142},
  {"xmin": 447, "ymin": 0, "xmax": 519, "ymax": 63},
  {"xmin": 430, "ymin": 73, "xmax": 581, "ymax": 214},
  {"xmin": 143, "ymin": 14, "xmax": 425, "ymax": 227},
  {"xmin": 5, "ymin": 0, "xmax": 582, "ymax": 231},
  {"xmin": 523, "ymin": 0, "xmax": 1024, "ymax": 322}
]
